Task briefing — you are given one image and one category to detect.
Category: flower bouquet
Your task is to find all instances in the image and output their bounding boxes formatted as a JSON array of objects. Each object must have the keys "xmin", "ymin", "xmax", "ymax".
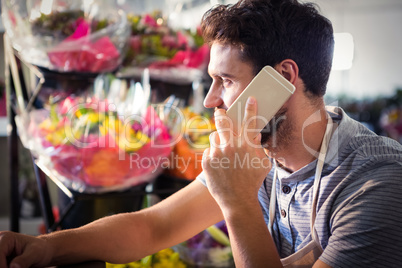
[
  {"xmin": 1, "ymin": 0, "xmax": 130, "ymax": 73},
  {"xmin": 380, "ymin": 105, "xmax": 402, "ymax": 143},
  {"xmin": 106, "ymin": 248, "xmax": 187, "ymax": 268},
  {"xmin": 16, "ymin": 75, "xmax": 173, "ymax": 193},
  {"xmin": 167, "ymin": 107, "xmax": 215, "ymax": 180},
  {"xmin": 118, "ymin": 11, "xmax": 209, "ymax": 84},
  {"xmin": 174, "ymin": 221, "xmax": 234, "ymax": 267}
]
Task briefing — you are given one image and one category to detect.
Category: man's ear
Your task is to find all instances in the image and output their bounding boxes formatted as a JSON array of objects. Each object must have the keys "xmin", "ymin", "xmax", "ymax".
[{"xmin": 274, "ymin": 59, "xmax": 299, "ymax": 86}]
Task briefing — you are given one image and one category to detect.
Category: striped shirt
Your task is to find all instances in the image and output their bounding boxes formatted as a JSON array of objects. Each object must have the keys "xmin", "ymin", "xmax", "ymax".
[{"xmin": 197, "ymin": 106, "xmax": 402, "ymax": 267}]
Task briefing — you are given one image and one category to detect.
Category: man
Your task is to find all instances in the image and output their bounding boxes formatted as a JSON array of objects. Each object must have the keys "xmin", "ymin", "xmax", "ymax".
[{"xmin": 2, "ymin": 0, "xmax": 402, "ymax": 267}]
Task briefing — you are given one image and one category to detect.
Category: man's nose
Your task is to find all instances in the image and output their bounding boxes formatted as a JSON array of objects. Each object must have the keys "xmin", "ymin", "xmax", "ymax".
[{"xmin": 203, "ymin": 84, "xmax": 223, "ymax": 109}]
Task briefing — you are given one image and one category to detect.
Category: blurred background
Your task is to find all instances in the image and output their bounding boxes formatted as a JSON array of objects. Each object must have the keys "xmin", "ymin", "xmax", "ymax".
[
  {"xmin": 0, "ymin": 0, "xmax": 401, "ymax": 237},
  {"xmin": 115, "ymin": 0, "xmax": 402, "ymax": 98}
]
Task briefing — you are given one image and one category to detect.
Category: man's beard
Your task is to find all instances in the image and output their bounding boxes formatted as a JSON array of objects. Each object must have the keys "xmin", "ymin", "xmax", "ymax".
[{"xmin": 260, "ymin": 107, "xmax": 293, "ymax": 152}]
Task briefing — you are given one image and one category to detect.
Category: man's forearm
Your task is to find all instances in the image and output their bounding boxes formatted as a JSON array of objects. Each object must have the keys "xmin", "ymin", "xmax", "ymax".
[
  {"xmin": 38, "ymin": 181, "xmax": 222, "ymax": 266},
  {"xmin": 40, "ymin": 210, "xmax": 159, "ymax": 265},
  {"xmin": 1, "ymin": 181, "xmax": 220, "ymax": 268},
  {"xmin": 223, "ymin": 201, "xmax": 282, "ymax": 268}
]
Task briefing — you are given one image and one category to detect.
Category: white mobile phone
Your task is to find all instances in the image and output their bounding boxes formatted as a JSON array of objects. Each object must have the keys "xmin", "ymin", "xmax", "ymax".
[{"xmin": 226, "ymin": 65, "xmax": 295, "ymax": 137}]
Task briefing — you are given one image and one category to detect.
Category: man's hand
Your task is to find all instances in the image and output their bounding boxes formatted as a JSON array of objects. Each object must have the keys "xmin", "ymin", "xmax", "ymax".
[
  {"xmin": 0, "ymin": 231, "xmax": 52, "ymax": 268},
  {"xmin": 202, "ymin": 97, "xmax": 280, "ymax": 267},
  {"xmin": 202, "ymin": 96, "xmax": 271, "ymax": 212}
]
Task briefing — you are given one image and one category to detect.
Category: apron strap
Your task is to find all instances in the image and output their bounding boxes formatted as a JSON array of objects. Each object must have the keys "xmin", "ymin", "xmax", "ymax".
[
  {"xmin": 310, "ymin": 116, "xmax": 333, "ymax": 246},
  {"xmin": 268, "ymin": 166, "xmax": 278, "ymax": 234},
  {"xmin": 269, "ymin": 115, "xmax": 334, "ymax": 248}
]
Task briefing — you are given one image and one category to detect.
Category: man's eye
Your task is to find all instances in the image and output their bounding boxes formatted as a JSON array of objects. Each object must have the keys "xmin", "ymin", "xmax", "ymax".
[{"xmin": 222, "ymin": 79, "xmax": 232, "ymax": 87}]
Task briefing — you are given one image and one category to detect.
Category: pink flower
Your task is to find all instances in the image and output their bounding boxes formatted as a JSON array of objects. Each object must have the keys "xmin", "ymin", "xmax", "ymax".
[
  {"xmin": 47, "ymin": 18, "xmax": 120, "ymax": 72},
  {"xmin": 142, "ymin": 14, "xmax": 158, "ymax": 28},
  {"xmin": 176, "ymin": 31, "xmax": 188, "ymax": 48},
  {"xmin": 129, "ymin": 36, "xmax": 142, "ymax": 54},
  {"xmin": 68, "ymin": 17, "xmax": 90, "ymax": 40}
]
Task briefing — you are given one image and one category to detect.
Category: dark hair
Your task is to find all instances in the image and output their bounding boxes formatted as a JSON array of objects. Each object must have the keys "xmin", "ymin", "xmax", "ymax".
[{"xmin": 201, "ymin": 0, "xmax": 334, "ymax": 97}]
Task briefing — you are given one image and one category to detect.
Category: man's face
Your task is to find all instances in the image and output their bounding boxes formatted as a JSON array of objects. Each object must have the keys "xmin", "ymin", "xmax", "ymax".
[
  {"xmin": 204, "ymin": 43, "xmax": 255, "ymax": 110},
  {"xmin": 204, "ymin": 42, "xmax": 293, "ymax": 149}
]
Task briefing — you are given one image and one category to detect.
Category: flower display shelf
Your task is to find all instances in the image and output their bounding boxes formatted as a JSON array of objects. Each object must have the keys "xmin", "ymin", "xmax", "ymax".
[
  {"xmin": 3, "ymin": 34, "xmax": 193, "ymax": 232},
  {"xmin": 2, "ymin": 0, "xmax": 210, "ymax": 233}
]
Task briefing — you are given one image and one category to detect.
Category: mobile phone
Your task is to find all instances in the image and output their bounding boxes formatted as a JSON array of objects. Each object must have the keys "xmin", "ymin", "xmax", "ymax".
[{"xmin": 226, "ymin": 65, "xmax": 295, "ymax": 137}]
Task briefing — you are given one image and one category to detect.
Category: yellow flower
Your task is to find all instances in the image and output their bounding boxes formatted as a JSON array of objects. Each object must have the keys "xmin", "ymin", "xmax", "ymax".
[
  {"xmin": 106, "ymin": 263, "xmax": 130, "ymax": 268},
  {"xmin": 45, "ymin": 127, "xmax": 66, "ymax": 146},
  {"xmin": 155, "ymin": 248, "xmax": 174, "ymax": 259},
  {"xmin": 127, "ymin": 262, "xmax": 144, "ymax": 268},
  {"xmin": 99, "ymin": 116, "xmax": 122, "ymax": 136},
  {"xmin": 75, "ymin": 109, "xmax": 104, "ymax": 125},
  {"xmin": 106, "ymin": 248, "xmax": 186, "ymax": 268},
  {"xmin": 153, "ymin": 259, "xmax": 174, "ymax": 268},
  {"xmin": 106, "ymin": 262, "xmax": 144, "ymax": 268},
  {"xmin": 117, "ymin": 130, "xmax": 150, "ymax": 152},
  {"xmin": 39, "ymin": 118, "xmax": 56, "ymax": 132}
]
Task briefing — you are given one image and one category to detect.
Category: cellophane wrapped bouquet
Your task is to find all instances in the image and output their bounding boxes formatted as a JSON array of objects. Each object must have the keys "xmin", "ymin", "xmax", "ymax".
[
  {"xmin": 174, "ymin": 221, "xmax": 234, "ymax": 267},
  {"xmin": 167, "ymin": 107, "xmax": 216, "ymax": 180},
  {"xmin": 106, "ymin": 221, "xmax": 233, "ymax": 268},
  {"xmin": 1, "ymin": 0, "xmax": 130, "ymax": 73},
  {"xmin": 379, "ymin": 90, "xmax": 402, "ymax": 143},
  {"xmin": 119, "ymin": 11, "xmax": 210, "ymax": 84},
  {"xmin": 17, "ymin": 74, "xmax": 172, "ymax": 193},
  {"xmin": 106, "ymin": 248, "xmax": 187, "ymax": 268}
]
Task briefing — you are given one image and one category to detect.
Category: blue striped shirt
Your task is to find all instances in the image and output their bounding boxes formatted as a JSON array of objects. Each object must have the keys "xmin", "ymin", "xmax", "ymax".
[{"xmin": 197, "ymin": 106, "xmax": 402, "ymax": 267}]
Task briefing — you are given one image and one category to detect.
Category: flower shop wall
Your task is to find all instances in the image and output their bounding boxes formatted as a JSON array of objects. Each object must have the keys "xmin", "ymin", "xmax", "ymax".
[{"xmin": 314, "ymin": 0, "xmax": 402, "ymax": 100}]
